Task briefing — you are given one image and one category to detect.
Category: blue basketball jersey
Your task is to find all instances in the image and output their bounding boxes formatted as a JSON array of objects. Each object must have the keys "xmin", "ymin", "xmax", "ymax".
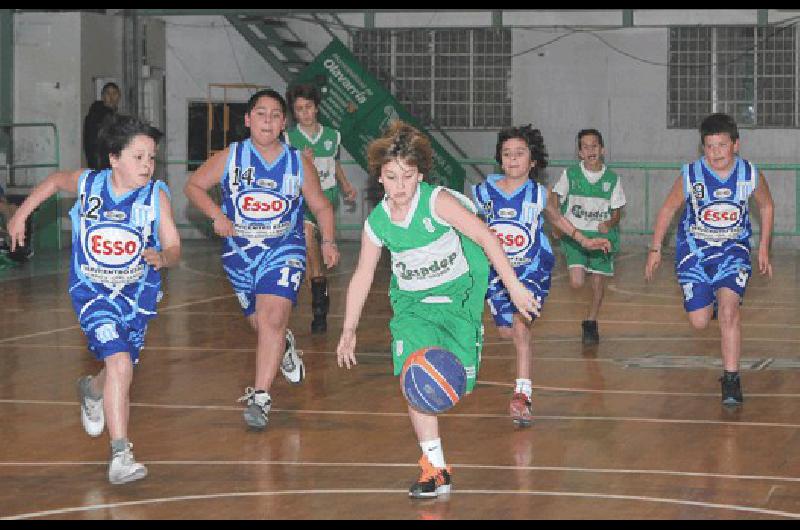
[
  {"xmin": 219, "ymin": 140, "xmax": 306, "ymax": 282},
  {"xmin": 471, "ymin": 175, "xmax": 555, "ymax": 276},
  {"xmin": 68, "ymin": 169, "xmax": 167, "ymax": 326},
  {"xmin": 677, "ymin": 156, "xmax": 757, "ymax": 257}
]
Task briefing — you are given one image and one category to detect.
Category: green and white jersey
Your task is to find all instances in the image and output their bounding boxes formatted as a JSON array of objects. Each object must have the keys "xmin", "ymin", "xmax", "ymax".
[
  {"xmin": 553, "ymin": 162, "xmax": 625, "ymax": 246},
  {"xmin": 285, "ymin": 125, "xmax": 340, "ymax": 191},
  {"xmin": 364, "ymin": 181, "xmax": 481, "ymax": 301}
]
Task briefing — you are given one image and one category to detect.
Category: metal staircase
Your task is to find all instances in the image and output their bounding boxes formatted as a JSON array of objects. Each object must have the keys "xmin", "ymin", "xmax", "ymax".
[
  {"xmin": 225, "ymin": 13, "xmax": 485, "ymax": 181},
  {"xmin": 224, "ymin": 15, "xmax": 314, "ymax": 82}
]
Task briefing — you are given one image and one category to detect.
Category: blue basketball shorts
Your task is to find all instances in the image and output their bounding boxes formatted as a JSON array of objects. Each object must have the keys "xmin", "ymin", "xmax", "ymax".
[
  {"xmin": 74, "ymin": 297, "xmax": 149, "ymax": 363},
  {"xmin": 486, "ymin": 267, "xmax": 551, "ymax": 328},
  {"xmin": 223, "ymin": 245, "xmax": 307, "ymax": 317},
  {"xmin": 675, "ymin": 243, "xmax": 751, "ymax": 313}
]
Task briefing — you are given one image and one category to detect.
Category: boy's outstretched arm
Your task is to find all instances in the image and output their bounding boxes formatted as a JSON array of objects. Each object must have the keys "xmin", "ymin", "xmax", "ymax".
[
  {"xmin": 8, "ymin": 170, "xmax": 82, "ymax": 251},
  {"xmin": 435, "ymin": 190, "xmax": 538, "ymax": 321},
  {"xmin": 337, "ymin": 230, "xmax": 382, "ymax": 369},
  {"xmin": 542, "ymin": 190, "xmax": 611, "ymax": 253},
  {"xmin": 752, "ymin": 171, "xmax": 774, "ymax": 278},
  {"xmin": 645, "ymin": 175, "xmax": 685, "ymax": 282},
  {"xmin": 142, "ymin": 188, "xmax": 182, "ymax": 271}
]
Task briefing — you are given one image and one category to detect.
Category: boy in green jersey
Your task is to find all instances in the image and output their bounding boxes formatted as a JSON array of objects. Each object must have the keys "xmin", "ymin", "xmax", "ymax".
[
  {"xmin": 552, "ymin": 129, "xmax": 626, "ymax": 345},
  {"xmin": 286, "ymin": 84, "xmax": 357, "ymax": 334},
  {"xmin": 336, "ymin": 121, "xmax": 539, "ymax": 499}
]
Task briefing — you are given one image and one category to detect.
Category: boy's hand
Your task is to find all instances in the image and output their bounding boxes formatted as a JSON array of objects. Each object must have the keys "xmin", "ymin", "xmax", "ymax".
[
  {"xmin": 645, "ymin": 249, "xmax": 661, "ymax": 282},
  {"xmin": 321, "ymin": 240, "xmax": 340, "ymax": 269},
  {"xmin": 7, "ymin": 212, "xmax": 27, "ymax": 252},
  {"xmin": 582, "ymin": 237, "xmax": 611, "ymax": 253},
  {"xmin": 758, "ymin": 246, "xmax": 773, "ymax": 278},
  {"xmin": 212, "ymin": 215, "xmax": 236, "ymax": 238},
  {"xmin": 336, "ymin": 329, "xmax": 358, "ymax": 369},
  {"xmin": 142, "ymin": 248, "xmax": 165, "ymax": 270},
  {"xmin": 509, "ymin": 280, "xmax": 539, "ymax": 321},
  {"xmin": 341, "ymin": 180, "xmax": 358, "ymax": 203}
]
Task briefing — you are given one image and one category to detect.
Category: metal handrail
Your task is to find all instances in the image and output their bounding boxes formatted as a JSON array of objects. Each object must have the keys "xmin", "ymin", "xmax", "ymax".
[
  {"xmin": 0, "ymin": 122, "xmax": 60, "ymax": 187},
  {"xmin": 164, "ymin": 157, "xmax": 800, "ymax": 237}
]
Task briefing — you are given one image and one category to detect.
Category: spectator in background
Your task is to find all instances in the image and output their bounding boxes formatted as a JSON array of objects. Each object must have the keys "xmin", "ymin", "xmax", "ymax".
[{"xmin": 83, "ymin": 82, "xmax": 120, "ymax": 169}]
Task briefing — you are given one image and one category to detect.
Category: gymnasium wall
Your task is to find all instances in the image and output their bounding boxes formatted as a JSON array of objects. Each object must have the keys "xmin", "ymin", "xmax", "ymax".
[{"xmin": 11, "ymin": 10, "xmax": 800, "ymax": 247}]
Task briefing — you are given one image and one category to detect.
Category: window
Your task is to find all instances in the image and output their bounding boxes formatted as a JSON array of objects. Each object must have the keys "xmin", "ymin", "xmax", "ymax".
[
  {"xmin": 668, "ymin": 25, "xmax": 797, "ymax": 128},
  {"xmin": 353, "ymin": 28, "xmax": 512, "ymax": 129},
  {"xmin": 186, "ymin": 101, "xmax": 249, "ymax": 171}
]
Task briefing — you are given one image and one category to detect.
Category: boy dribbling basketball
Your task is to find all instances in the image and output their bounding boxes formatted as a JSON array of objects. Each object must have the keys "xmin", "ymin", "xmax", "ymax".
[{"xmin": 336, "ymin": 121, "xmax": 538, "ymax": 498}]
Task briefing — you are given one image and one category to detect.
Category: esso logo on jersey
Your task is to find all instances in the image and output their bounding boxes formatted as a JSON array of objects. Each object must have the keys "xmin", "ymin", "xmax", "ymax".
[
  {"xmin": 490, "ymin": 222, "xmax": 532, "ymax": 255},
  {"xmin": 699, "ymin": 202, "xmax": 741, "ymax": 229},
  {"xmin": 85, "ymin": 225, "xmax": 143, "ymax": 268},
  {"xmin": 237, "ymin": 191, "xmax": 288, "ymax": 221}
]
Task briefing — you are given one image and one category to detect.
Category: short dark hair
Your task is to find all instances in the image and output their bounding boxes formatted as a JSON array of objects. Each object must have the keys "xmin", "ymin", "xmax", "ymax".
[
  {"xmin": 700, "ymin": 113, "xmax": 739, "ymax": 143},
  {"xmin": 247, "ymin": 88, "xmax": 287, "ymax": 116},
  {"xmin": 101, "ymin": 82, "xmax": 119, "ymax": 95},
  {"xmin": 577, "ymin": 128, "xmax": 604, "ymax": 148},
  {"xmin": 98, "ymin": 114, "xmax": 162, "ymax": 161},
  {"xmin": 286, "ymin": 83, "xmax": 321, "ymax": 118},
  {"xmin": 495, "ymin": 124, "xmax": 549, "ymax": 181}
]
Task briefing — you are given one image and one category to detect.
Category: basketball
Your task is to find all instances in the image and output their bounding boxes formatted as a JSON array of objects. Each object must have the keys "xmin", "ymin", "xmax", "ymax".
[{"xmin": 401, "ymin": 347, "xmax": 466, "ymax": 414}]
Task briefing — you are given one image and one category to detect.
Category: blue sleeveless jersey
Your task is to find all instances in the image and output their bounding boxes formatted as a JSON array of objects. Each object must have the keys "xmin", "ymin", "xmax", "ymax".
[
  {"xmin": 472, "ymin": 175, "xmax": 555, "ymax": 277},
  {"xmin": 676, "ymin": 156, "xmax": 757, "ymax": 257},
  {"xmin": 219, "ymin": 139, "xmax": 306, "ymax": 277},
  {"xmin": 68, "ymin": 169, "xmax": 167, "ymax": 327}
]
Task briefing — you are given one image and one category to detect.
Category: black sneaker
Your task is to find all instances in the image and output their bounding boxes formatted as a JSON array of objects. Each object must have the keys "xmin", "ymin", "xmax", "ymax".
[
  {"xmin": 409, "ymin": 456, "xmax": 452, "ymax": 499},
  {"xmin": 582, "ymin": 320, "xmax": 599, "ymax": 345},
  {"xmin": 720, "ymin": 374, "xmax": 743, "ymax": 406}
]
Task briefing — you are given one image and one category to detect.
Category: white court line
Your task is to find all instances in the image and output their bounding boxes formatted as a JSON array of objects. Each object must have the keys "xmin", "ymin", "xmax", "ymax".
[
  {"xmin": 2, "ymin": 398, "xmax": 800, "ymax": 428},
  {"xmin": 4, "ymin": 459, "xmax": 800, "ymax": 485},
  {"xmin": 607, "ymin": 284, "xmax": 798, "ymax": 305},
  {"xmin": 0, "ymin": 294, "xmax": 237, "ymax": 344},
  {"xmin": 477, "ymin": 380, "xmax": 800, "ymax": 398},
  {"xmin": 2, "ymin": 488, "xmax": 798, "ymax": 520}
]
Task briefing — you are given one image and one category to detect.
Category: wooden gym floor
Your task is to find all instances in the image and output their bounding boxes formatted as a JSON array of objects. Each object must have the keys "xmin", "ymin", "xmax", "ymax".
[{"xmin": 1, "ymin": 240, "xmax": 800, "ymax": 519}]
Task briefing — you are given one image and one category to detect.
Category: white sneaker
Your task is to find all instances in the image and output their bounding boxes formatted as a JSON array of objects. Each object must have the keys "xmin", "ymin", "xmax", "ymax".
[
  {"xmin": 77, "ymin": 376, "xmax": 105, "ymax": 437},
  {"xmin": 108, "ymin": 443, "xmax": 148, "ymax": 485},
  {"xmin": 279, "ymin": 329, "xmax": 305, "ymax": 384},
  {"xmin": 238, "ymin": 387, "xmax": 271, "ymax": 430}
]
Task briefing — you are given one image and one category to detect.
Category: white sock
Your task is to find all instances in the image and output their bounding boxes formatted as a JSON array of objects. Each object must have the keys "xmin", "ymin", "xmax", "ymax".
[
  {"xmin": 515, "ymin": 378, "xmax": 533, "ymax": 400},
  {"xmin": 420, "ymin": 438, "xmax": 446, "ymax": 468}
]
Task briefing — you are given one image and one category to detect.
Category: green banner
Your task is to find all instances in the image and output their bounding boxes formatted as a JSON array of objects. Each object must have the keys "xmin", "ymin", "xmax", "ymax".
[{"xmin": 292, "ymin": 37, "xmax": 466, "ymax": 192}]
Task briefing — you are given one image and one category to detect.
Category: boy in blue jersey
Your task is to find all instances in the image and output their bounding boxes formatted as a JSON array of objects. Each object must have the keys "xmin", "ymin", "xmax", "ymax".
[
  {"xmin": 472, "ymin": 125, "xmax": 611, "ymax": 427},
  {"xmin": 185, "ymin": 89, "xmax": 339, "ymax": 430},
  {"xmin": 8, "ymin": 114, "xmax": 181, "ymax": 484},
  {"xmin": 645, "ymin": 113, "xmax": 774, "ymax": 406}
]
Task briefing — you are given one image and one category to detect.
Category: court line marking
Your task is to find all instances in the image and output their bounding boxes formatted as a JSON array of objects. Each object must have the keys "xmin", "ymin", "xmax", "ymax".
[
  {"xmin": 4, "ymin": 459, "xmax": 800, "ymax": 484},
  {"xmin": 6, "ymin": 342, "xmax": 800, "ymax": 364},
  {"xmin": 2, "ymin": 398, "xmax": 800, "ymax": 428},
  {"xmin": 2, "ymin": 488, "xmax": 798, "ymax": 519},
  {"xmin": 607, "ymin": 283, "xmax": 798, "ymax": 305},
  {"xmin": 0, "ymin": 294, "xmax": 236, "ymax": 344}
]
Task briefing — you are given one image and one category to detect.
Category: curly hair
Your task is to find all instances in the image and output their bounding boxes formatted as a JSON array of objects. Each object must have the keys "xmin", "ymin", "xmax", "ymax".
[
  {"xmin": 366, "ymin": 120, "xmax": 433, "ymax": 179},
  {"xmin": 494, "ymin": 124, "xmax": 549, "ymax": 181}
]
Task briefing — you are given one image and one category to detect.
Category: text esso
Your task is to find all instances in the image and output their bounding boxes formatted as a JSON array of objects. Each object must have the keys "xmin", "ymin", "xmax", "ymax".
[
  {"xmin": 86, "ymin": 225, "xmax": 143, "ymax": 267},
  {"xmin": 490, "ymin": 222, "xmax": 532, "ymax": 255},
  {"xmin": 237, "ymin": 191, "xmax": 288, "ymax": 221}
]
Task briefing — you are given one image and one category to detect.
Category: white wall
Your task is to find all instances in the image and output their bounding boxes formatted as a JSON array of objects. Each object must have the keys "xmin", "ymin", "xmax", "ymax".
[
  {"xmin": 12, "ymin": 11, "xmax": 799, "ymax": 246},
  {"xmin": 156, "ymin": 9, "xmax": 800, "ymax": 244},
  {"xmin": 163, "ymin": 15, "xmax": 287, "ymax": 239},
  {"xmin": 13, "ymin": 12, "xmax": 124, "ymax": 189},
  {"xmin": 14, "ymin": 13, "xmax": 82, "ymax": 186}
]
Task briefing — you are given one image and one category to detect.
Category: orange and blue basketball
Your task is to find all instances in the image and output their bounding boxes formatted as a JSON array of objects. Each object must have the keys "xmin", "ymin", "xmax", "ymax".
[{"xmin": 401, "ymin": 347, "xmax": 466, "ymax": 414}]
